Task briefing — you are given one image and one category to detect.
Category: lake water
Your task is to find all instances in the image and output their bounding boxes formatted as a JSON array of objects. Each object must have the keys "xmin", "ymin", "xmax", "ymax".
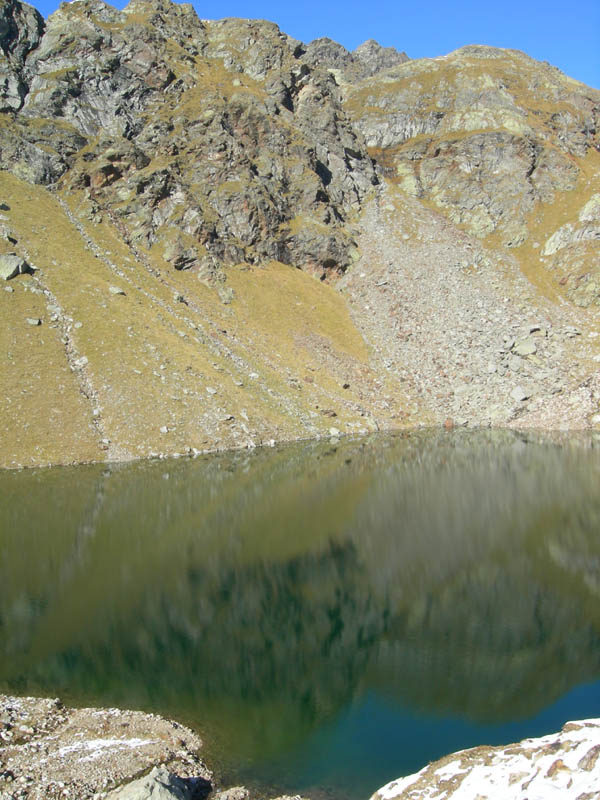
[{"xmin": 1, "ymin": 429, "xmax": 600, "ymax": 799}]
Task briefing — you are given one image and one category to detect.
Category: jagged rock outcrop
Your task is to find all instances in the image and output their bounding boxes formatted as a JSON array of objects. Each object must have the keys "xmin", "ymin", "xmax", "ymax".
[
  {"xmin": 1, "ymin": 0, "xmax": 379, "ymax": 277},
  {"xmin": 21, "ymin": 0, "xmax": 204, "ymax": 134},
  {"xmin": 0, "ymin": 0, "xmax": 43, "ymax": 110},
  {"xmin": 303, "ymin": 37, "xmax": 409, "ymax": 83},
  {"xmin": 344, "ymin": 46, "xmax": 599, "ymax": 247}
]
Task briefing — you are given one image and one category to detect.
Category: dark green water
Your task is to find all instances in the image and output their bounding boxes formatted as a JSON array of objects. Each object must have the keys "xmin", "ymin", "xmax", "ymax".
[{"xmin": 2, "ymin": 429, "xmax": 600, "ymax": 799}]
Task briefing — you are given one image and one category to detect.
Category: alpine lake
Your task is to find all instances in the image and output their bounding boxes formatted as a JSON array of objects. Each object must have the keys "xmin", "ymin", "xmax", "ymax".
[{"xmin": 2, "ymin": 429, "xmax": 600, "ymax": 800}]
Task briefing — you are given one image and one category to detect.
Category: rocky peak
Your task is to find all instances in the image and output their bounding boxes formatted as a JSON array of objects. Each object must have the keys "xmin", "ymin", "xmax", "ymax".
[
  {"xmin": 353, "ymin": 38, "xmax": 409, "ymax": 77},
  {"xmin": 304, "ymin": 35, "xmax": 409, "ymax": 83},
  {"xmin": 199, "ymin": 17, "xmax": 302, "ymax": 81},
  {"xmin": 303, "ymin": 37, "xmax": 353, "ymax": 72}
]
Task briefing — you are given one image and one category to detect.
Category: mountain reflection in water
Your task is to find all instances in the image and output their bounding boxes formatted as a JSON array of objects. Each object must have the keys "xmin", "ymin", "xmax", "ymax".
[{"xmin": 1, "ymin": 429, "xmax": 600, "ymax": 799}]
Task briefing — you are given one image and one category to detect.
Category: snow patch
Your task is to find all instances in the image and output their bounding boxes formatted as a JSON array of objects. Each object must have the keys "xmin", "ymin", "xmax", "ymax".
[
  {"xmin": 373, "ymin": 720, "xmax": 600, "ymax": 800},
  {"xmin": 57, "ymin": 737, "xmax": 158, "ymax": 762}
]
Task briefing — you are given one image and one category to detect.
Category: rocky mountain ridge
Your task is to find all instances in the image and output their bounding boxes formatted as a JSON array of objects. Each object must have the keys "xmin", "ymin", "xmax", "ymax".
[{"xmin": 0, "ymin": 0, "xmax": 599, "ymax": 467}]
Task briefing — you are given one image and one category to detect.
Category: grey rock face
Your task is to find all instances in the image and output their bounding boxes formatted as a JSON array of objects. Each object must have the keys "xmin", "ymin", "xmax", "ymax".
[
  {"xmin": 0, "ymin": 0, "xmax": 381, "ymax": 274},
  {"xmin": 105, "ymin": 766, "xmax": 202, "ymax": 800},
  {"xmin": 22, "ymin": 0, "xmax": 202, "ymax": 137},
  {"xmin": 0, "ymin": 0, "xmax": 44, "ymax": 111},
  {"xmin": 540, "ymin": 193, "xmax": 600, "ymax": 307},
  {"xmin": 374, "ymin": 129, "xmax": 579, "ymax": 246},
  {"xmin": 352, "ymin": 38, "xmax": 409, "ymax": 77},
  {"xmin": 303, "ymin": 36, "xmax": 408, "ymax": 83},
  {"xmin": 344, "ymin": 45, "xmax": 599, "ymax": 246},
  {"xmin": 35, "ymin": 5, "xmax": 378, "ymax": 275},
  {"xmin": 0, "ymin": 114, "xmax": 85, "ymax": 182},
  {"xmin": 302, "ymin": 37, "xmax": 353, "ymax": 74},
  {"xmin": 0, "ymin": 252, "xmax": 29, "ymax": 279},
  {"xmin": 0, "ymin": 0, "xmax": 377, "ymax": 276}
]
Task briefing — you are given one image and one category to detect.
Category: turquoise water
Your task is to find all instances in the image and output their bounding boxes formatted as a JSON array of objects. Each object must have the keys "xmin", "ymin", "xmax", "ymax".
[{"xmin": 1, "ymin": 429, "xmax": 600, "ymax": 798}]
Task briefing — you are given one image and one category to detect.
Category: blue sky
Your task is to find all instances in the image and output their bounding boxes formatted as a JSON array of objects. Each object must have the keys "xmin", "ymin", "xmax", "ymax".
[{"xmin": 34, "ymin": 0, "xmax": 599, "ymax": 88}]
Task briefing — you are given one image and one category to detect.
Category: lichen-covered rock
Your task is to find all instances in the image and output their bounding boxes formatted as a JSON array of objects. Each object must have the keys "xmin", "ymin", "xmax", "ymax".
[
  {"xmin": 371, "ymin": 719, "xmax": 600, "ymax": 800},
  {"xmin": 412, "ymin": 131, "xmax": 578, "ymax": 244},
  {"xmin": 539, "ymin": 194, "xmax": 600, "ymax": 306}
]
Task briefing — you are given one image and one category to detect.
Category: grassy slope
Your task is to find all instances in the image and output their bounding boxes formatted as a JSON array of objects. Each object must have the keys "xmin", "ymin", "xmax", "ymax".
[
  {"xmin": 0, "ymin": 172, "xmax": 410, "ymax": 468},
  {"xmin": 0, "ymin": 175, "xmax": 103, "ymax": 468}
]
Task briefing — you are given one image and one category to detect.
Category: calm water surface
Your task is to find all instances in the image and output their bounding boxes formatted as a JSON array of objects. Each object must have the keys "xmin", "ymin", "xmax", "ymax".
[{"xmin": 1, "ymin": 429, "xmax": 600, "ymax": 799}]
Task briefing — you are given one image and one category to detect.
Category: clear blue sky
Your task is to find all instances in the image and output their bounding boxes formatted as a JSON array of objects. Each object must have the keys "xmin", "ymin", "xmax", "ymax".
[{"xmin": 34, "ymin": 0, "xmax": 600, "ymax": 88}]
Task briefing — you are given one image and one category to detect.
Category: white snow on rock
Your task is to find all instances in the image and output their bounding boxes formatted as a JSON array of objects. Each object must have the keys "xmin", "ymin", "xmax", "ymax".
[
  {"xmin": 371, "ymin": 719, "xmax": 600, "ymax": 800},
  {"xmin": 57, "ymin": 737, "xmax": 158, "ymax": 762}
]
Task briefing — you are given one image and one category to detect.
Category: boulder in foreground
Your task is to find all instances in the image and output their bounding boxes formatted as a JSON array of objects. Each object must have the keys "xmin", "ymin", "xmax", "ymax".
[
  {"xmin": 105, "ymin": 766, "xmax": 208, "ymax": 800},
  {"xmin": 0, "ymin": 253, "xmax": 30, "ymax": 280}
]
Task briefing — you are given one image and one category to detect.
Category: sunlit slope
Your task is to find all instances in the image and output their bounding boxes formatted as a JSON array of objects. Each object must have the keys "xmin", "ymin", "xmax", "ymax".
[
  {"xmin": 344, "ymin": 46, "xmax": 600, "ymax": 306},
  {"xmin": 1, "ymin": 0, "xmax": 599, "ymax": 465},
  {"xmin": 0, "ymin": 172, "xmax": 409, "ymax": 467}
]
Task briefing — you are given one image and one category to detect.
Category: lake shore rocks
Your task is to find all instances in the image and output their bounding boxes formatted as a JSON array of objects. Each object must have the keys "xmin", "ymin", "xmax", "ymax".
[
  {"xmin": 105, "ymin": 767, "xmax": 209, "ymax": 800},
  {"xmin": 0, "ymin": 695, "xmax": 210, "ymax": 800},
  {"xmin": 0, "ymin": 695, "xmax": 311, "ymax": 800},
  {"xmin": 370, "ymin": 719, "xmax": 600, "ymax": 800},
  {"xmin": 3, "ymin": 695, "xmax": 600, "ymax": 800}
]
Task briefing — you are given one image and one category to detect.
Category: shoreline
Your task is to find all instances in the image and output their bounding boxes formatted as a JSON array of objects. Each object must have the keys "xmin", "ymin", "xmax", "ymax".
[
  {"xmin": 3, "ymin": 694, "xmax": 600, "ymax": 800},
  {"xmin": 0, "ymin": 693, "xmax": 311, "ymax": 800},
  {"xmin": 1, "ymin": 422, "xmax": 599, "ymax": 472}
]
